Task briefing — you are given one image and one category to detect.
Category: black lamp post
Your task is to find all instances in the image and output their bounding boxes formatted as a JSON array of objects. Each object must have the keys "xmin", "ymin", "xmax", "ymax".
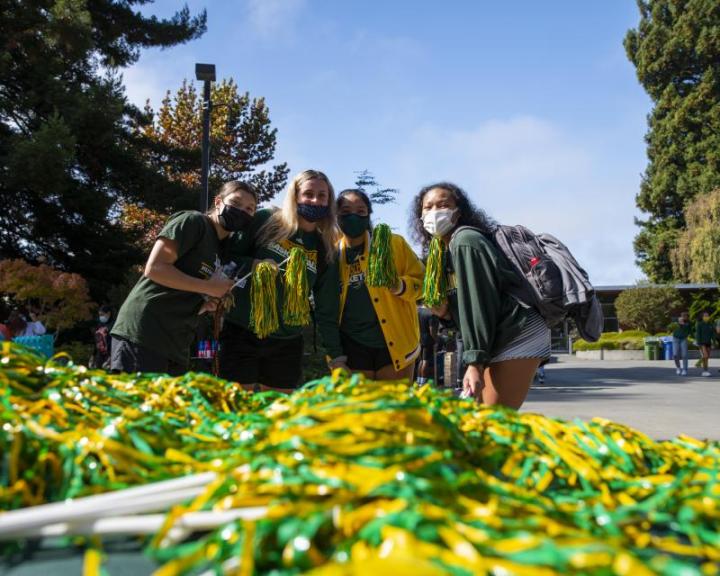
[{"xmin": 195, "ymin": 63, "xmax": 216, "ymax": 212}]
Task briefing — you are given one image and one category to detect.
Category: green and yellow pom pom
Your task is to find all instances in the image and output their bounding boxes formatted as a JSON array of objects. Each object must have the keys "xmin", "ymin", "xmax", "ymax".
[
  {"xmin": 283, "ymin": 247, "xmax": 311, "ymax": 327},
  {"xmin": 366, "ymin": 223, "xmax": 399, "ymax": 289},
  {"xmin": 422, "ymin": 235, "xmax": 447, "ymax": 307},
  {"xmin": 250, "ymin": 261, "xmax": 279, "ymax": 339}
]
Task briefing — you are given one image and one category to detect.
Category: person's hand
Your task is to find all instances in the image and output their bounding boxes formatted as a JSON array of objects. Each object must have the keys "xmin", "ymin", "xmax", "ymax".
[
  {"xmin": 390, "ymin": 279, "xmax": 405, "ymax": 296},
  {"xmin": 253, "ymin": 258, "xmax": 279, "ymax": 271},
  {"xmin": 430, "ymin": 302, "xmax": 450, "ymax": 319},
  {"xmin": 462, "ymin": 364, "xmax": 484, "ymax": 402},
  {"xmin": 198, "ymin": 298, "xmax": 220, "ymax": 315},
  {"xmin": 327, "ymin": 356, "xmax": 349, "ymax": 371},
  {"xmin": 204, "ymin": 276, "xmax": 234, "ymax": 299}
]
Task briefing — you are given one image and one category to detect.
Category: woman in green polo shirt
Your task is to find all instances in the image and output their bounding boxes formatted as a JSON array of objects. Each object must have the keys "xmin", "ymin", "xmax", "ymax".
[
  {"xmin": 218, "ymin": 169, "xmax": 339, "ymax": 391},
  {"xmin": 111, "ymin": 181, "xmax": 258, "ymax": 375},
  {"xmin": 410, "ymin": 182, "xmax": 550, "ymax": 409}
]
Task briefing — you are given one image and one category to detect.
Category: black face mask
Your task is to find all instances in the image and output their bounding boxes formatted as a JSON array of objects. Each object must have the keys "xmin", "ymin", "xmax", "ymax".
[
  {"xmin": 339, "ymin": 214, "xmax": 370, "ymax": 238},
  {"xmin": 218, "ymin": 203, "xmax": 253, "ymax": 232}
]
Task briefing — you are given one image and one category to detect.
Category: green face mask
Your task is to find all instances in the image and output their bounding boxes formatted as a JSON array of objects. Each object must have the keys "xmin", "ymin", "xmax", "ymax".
[{"xmin": 339, "ymin": 214, "xmax": 370, "ymax": 239}]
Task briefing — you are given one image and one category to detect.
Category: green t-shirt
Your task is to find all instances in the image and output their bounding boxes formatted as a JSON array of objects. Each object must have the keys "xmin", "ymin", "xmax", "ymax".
[
  {"xmin": 111, "ymin": 211, "xmax": 220, "ymax": 366},
  {"xmin": 695, "ymin": 321, "xmax": 715, "ymax": 346},
  {"xmin": 340, "ymin": 244, "xmax": 386, "ymax": 349},
  {"xmin": 672, "ymin": 321, "xmax": 692, "ymax": 340},
  {"xmin": 223, "ymin": 209, "xmax": 325, "ymax": 340}
]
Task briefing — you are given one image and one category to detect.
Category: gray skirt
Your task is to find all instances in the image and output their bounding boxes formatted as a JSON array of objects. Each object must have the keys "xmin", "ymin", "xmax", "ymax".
[{"xmin": 491, "ymin": 307, "xmax": 551, "ymax": 363}]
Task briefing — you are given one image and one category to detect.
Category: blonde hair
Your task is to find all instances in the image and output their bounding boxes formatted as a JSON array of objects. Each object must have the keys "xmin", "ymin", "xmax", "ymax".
[{"xmin": 256, "ymin": 170, "xmax": 338, "ymax": 263}]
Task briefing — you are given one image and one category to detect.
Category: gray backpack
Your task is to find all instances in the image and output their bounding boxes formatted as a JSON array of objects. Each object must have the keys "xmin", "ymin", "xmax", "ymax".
[
  {"xmin": 491, "ymin": 225, "xmax": 602, "ymax": 342},
  {"xmin": 455, "ymin": 225, "xmax": 602, "ymax": 341}
]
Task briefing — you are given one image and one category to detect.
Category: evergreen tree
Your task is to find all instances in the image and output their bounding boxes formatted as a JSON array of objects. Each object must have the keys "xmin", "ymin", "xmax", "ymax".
[
  {"xmin": 0, "ymin": 1, "xmax": 206, "ymax": 299},
  {"xmin": 354, "ymin": 170, "xmax": 398, "ymax": 205},
  {"xmin": 141, "ymin": 79, "xmax": 288, "ymax": 203},
  {"xmin": 625, "ymin": 0, "xmax": 720, "ymax": 281}
]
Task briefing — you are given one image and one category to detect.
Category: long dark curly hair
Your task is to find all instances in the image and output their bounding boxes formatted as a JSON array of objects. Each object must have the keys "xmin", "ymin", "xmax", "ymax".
[{"xmin": 408, "ymin": 182, "xmax": 496, "ymax": 253}]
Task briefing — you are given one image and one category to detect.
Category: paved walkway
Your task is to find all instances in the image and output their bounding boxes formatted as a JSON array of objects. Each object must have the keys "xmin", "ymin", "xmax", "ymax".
[{"xmin": 522, "ymin": 357, "xmax": 720, "ymax": 440}]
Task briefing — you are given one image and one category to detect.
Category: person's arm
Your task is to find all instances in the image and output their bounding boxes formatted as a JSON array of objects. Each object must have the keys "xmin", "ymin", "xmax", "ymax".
[
  {"xmin": 312, "ymin": 255, "xmax": 346, "ymax": 367},
  {"xmin": 223, "ymin": 209, "xmax": 272, "ymax": 278},
  {"xmin": 451, "ymin": 240, "xmax": 504, "ymax": 369},
  {"xmin": 145, "ymin": 237, "xmax": 232, "ymax": 298},
  {"xmin": 388, "ymin": 236, "xmax": 425, "ymax": 303},
  {"xmin": 27, "ymin": 310, "xmax": 47, "ymax": 335}
]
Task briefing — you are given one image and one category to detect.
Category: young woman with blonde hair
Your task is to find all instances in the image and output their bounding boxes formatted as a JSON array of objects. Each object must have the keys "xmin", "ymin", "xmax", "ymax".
[{"xmin": 219, "ymin": 169, "xmax": 340, "ymax": 390}]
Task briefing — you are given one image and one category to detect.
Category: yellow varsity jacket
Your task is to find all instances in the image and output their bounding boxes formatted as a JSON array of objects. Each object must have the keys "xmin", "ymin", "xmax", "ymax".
[{"xmin": 337, "ymin": 231, "xmax": 425, "ymax": 370}]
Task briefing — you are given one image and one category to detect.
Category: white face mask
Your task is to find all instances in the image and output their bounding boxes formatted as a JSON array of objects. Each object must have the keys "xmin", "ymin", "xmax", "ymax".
[
  {"xmin": 99, "ymin": 315, "xmax": 109, "ymax": 324},
  {"xmin": 422, "ymin": 208, "xmax": 457, "ymax": 236}
]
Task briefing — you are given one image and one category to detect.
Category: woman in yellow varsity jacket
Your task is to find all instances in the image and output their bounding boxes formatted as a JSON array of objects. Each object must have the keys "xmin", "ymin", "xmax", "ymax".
[{"xmin": 317, "ymin": 189, "xmax": 424, "ymax": 380}]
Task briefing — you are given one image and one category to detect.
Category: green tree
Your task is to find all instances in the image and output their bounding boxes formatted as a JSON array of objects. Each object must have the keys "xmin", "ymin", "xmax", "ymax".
[
  {"xmin": 142, "ymin": 79, "xmax": 288, "ymax": 203},
  {"xmin": 624, "ymin": 0, "xmax": 720, "ymax": 281},
  {"xmin": 0, "ymin": 1, "xmax": 206, "ymax": 299},
  {"xmin": 671, "ymin": 188, "xmax": 720, "ymax": 282},
  {"xmin": 354, "ymin": 170, "xmax": 398, "ymax": 205},
  {"xmin": 615, "ymin": 285, "xmax": 683, "ymax": 334}
]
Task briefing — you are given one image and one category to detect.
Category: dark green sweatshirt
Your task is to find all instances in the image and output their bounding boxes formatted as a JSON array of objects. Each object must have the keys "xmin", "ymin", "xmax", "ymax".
[
  {"xmin": 223, "ymin": 209, "xmax": 339, "ymax": 342},
  {"xmin": 695, "ymin": 320, "xmax": 714, "ymax": 346},
  {"xmin": 672, "ymin": 321, "xmax": 692, "ymax": 340},
  {"xmin": 446, "ymin": 228, "xmax": 528, "ymax": 366}
]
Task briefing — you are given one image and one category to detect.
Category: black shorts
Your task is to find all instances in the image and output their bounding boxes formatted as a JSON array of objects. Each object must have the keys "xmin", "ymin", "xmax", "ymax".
[
  {"xmin": 110, "ymin": 336, "xmax": 186, "ymax": 376},
  {"xmin": 341, "ymin": 332, "xmax": 392, "ymax": 372},
  {"xmin": 218, "ymin": 321, "xmax": 303, "ymax": 389},
  {"xmin": 420, "ymin": 340, "xmax": 436, "ymax": 363}
]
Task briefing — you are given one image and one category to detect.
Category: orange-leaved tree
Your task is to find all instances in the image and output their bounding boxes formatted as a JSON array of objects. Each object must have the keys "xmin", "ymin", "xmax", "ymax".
[
  {"xmin": 141, "ymin": 78, "xmax": 288, "ymax": 203},
  {"xmin": 118, "ymin": 202, "xmax": 168, "ymax": 254},
  {"xmin": 0, "ymin": 259, "xmax": 94, "ymax": 333}
]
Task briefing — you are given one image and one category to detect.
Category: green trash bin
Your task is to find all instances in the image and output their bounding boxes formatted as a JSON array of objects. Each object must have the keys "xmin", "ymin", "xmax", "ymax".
[{"xmin": 643, "ymin": 337, "xmax": 659, "ymax": 361}]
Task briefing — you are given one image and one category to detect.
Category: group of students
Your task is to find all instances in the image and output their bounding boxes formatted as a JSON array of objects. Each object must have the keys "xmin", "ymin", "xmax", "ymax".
[
  {"xmin": 0, "ymin": 307, "xmax": 46, "ymax": 341},
  {"xmin": 672, "ymin": 311, "xmax": 720, "ymax": 377},
  {"xmin": 109, "ymin": 170, "xmax": 552, "ymax": 409}
]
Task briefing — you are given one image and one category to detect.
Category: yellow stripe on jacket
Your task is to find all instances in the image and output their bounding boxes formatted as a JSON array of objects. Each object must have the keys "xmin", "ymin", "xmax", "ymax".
[{"xmin": 338, "ymin": 231, "xmax": 425, "ymax": 370}]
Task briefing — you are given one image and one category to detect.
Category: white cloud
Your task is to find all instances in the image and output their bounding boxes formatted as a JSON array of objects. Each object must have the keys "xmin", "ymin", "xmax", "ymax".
[
  {"xmin": 378, "ymin": 116, "xmax": 644, "ymax": 285},
  {"xmin": 245, "ymin": 0, "xmax": 306, "ymax": 38},
  {"xmin": 122, "ymin": 62, "xmax": 175, "ymax": 109}
]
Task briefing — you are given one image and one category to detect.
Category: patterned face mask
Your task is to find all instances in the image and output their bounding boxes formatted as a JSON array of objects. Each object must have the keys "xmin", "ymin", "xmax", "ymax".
[{"xmin": 297, "ymin": 203, "xmax": 329, "ymax": 223}]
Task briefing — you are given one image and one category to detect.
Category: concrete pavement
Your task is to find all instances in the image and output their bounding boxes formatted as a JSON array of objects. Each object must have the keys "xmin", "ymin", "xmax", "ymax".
[{"xmin": 522, "ymin": 357, "xmax": 720, "ymax": 440}]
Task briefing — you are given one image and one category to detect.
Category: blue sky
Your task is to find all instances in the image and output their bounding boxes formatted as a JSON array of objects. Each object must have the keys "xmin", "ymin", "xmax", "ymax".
[{"xmin": 124, "ymin": 1, "xmax": 651, "ymax": 285}]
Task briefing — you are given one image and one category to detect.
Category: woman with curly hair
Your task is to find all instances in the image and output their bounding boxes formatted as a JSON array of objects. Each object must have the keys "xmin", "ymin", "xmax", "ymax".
[{"xmin": 410, "ymin": 182, "xmax": 550, "ymax": 408}]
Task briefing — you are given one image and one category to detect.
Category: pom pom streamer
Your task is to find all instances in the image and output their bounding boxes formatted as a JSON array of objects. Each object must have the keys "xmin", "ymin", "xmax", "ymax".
[
  {"xmin": 1, "ymin": 343, "xmax": 719, "ymax": 575},
  {"xmin": 366, "ymin": 224, "xmax": 399, "ymax": 288},
  {"xmin": 282, "ymin": 247, "xmax": 311, "ymax": 327},
  {"xmin": 249, "ymin": 261, "xmax": 280, "ymax": 339},
  {"xmin": 422, "ymin": 235, "xmax": 447, "ymax": 307}
]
